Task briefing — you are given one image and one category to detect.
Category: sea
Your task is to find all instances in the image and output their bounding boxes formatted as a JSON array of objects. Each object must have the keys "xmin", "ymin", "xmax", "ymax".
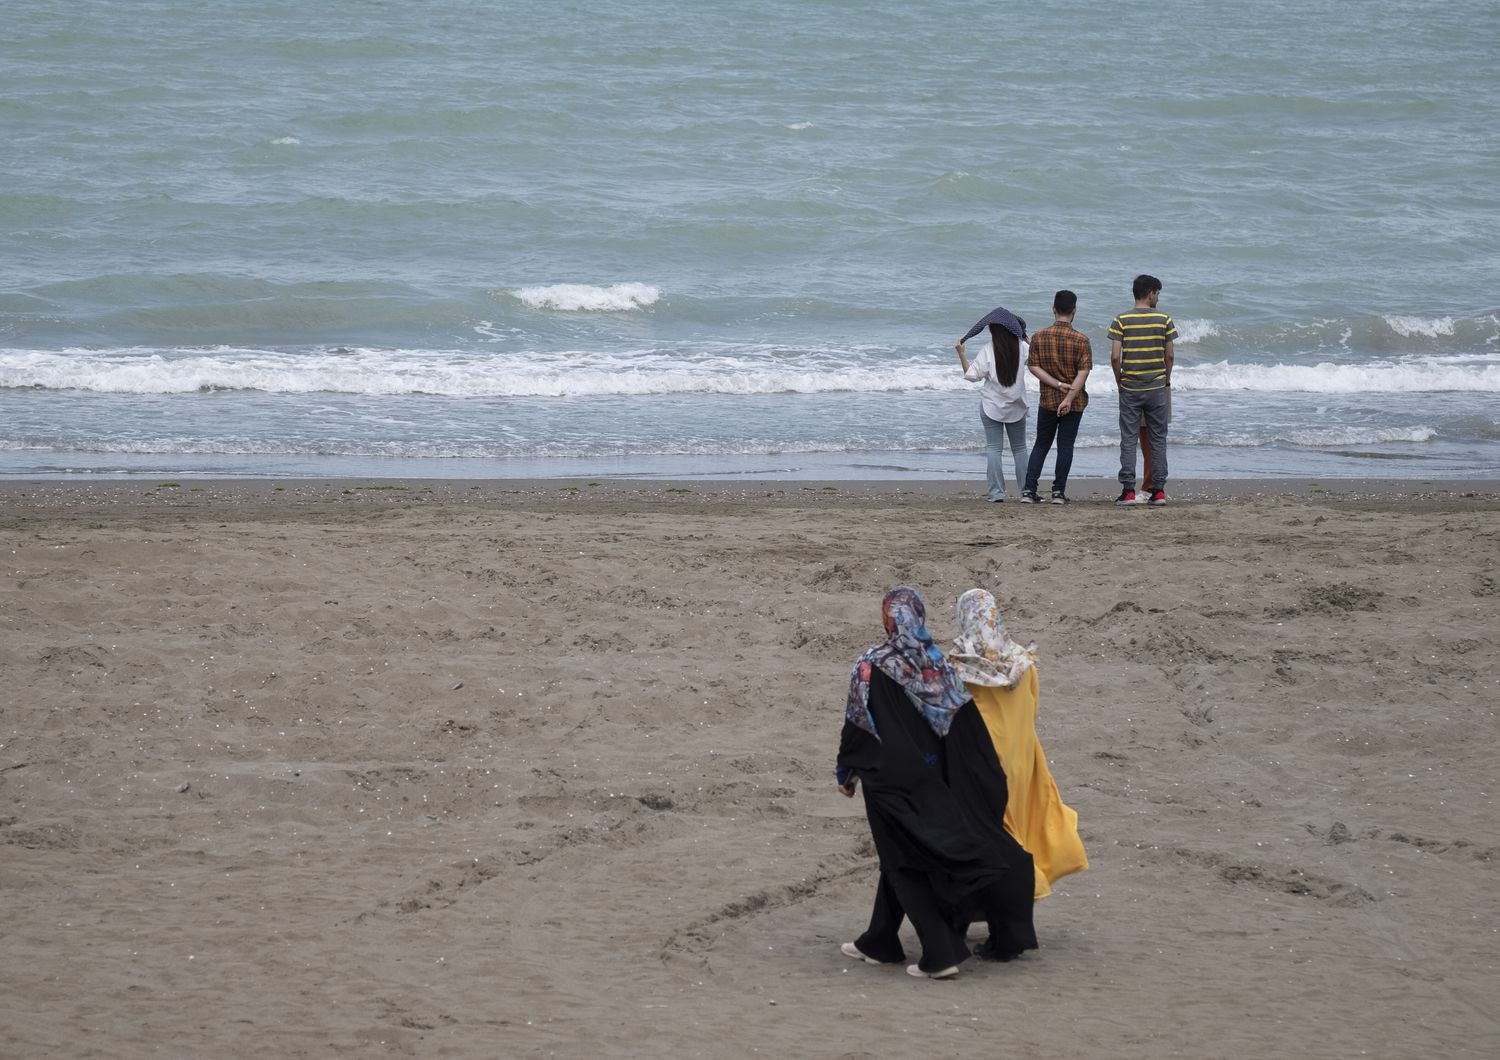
[{"xmin": 4, "ymin": 0, "xmax": 1499, "ymax": 482}]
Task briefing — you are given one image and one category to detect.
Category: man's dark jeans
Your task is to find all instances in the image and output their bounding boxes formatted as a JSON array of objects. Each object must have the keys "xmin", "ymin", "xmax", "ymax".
[{"xmin": 1023, "ymin": 407, "xmax": 1084, "ymax": 495}]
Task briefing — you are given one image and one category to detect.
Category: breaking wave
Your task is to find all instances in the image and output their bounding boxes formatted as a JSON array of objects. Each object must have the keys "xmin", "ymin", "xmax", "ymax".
[{"xmin": 508, "ymin": 283, "xmax": 661, "ymax": 312}]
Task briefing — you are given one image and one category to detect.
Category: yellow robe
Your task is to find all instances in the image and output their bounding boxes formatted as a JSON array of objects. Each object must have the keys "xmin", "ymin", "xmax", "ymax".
[{"xmin": 966, "ymin": 667, "xmax": 1088, "ymax": 899}]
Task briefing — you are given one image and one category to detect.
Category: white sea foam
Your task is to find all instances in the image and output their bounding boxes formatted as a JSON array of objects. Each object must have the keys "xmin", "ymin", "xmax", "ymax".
[
  {"xmin": 6, "ymin": 347, "xmax": 1500, "ymax": 398},
  {"xmin": 1173, "ymin": 318, "xmax": 1219, "ymax": 345},
  {"xmin": 270, "ymin": 136, "xmax": 301, "ymax": 145},
  {"xmin": 1172, "ymin": 357, "xmax": 1500, "ymax": 394},
  {"xmin": 0, "ymin": 435, "xmax": 966, "ymax": 460},
  {"xmin": 472, "ymin": 320, "xmax": 524, "ymax": 340},
  {"xmin": 1199, "ymin": 426, "xmax": 1440, "ymax": 448},
  {"xmin": 786, "ymin": 122, "xmax": 813, "ymax": 130},
  {"xmin": 1066, "ymin": 426, "xmax": 1439, "ymax": 449},
  {"xmin": 0, "ymin": 346, "xmax": 963, "ymax": 397},
  {"xmin": 1384, "ymin": 315, "xmax": 1456, "ymax": 338},
  {"xmin": 1280, "ymin": 426, "xmax": 1438, "ymax": 446},
  {"xmin": 509, "ymin": 283, "xmax": 660, "ymax": 312}
]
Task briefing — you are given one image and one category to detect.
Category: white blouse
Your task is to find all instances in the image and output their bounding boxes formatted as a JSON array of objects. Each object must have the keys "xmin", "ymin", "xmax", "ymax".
[{"xmin": 964, "ymin": 340, "xmax": 1029, "ymax": 423}]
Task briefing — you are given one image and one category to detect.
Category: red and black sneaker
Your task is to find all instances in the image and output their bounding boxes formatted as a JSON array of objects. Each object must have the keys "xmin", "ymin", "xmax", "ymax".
[
  {"xmin": 1148, "ymin": 489, "xmax": 1168, "ymax": 506},
  {"xmin": 1115, "ymin": 488, "xmax": 1138, "ymax": 505}
]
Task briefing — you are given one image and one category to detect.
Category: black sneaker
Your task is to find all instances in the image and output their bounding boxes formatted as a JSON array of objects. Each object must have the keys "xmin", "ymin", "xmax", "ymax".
[
  {"xmin": 1115, "ymin": 488, "xmax": 1138, "ymax": 505},
  {"xmin": 1050, "ymin": 490, "xmax": 1069, "ymax": 505},
  {"xmin": 1018, "ymin": 490, "xmax": 1038, "ymax": 504}
]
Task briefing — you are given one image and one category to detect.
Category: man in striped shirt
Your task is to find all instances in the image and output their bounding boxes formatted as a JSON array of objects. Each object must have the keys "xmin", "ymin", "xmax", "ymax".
[{"xmin": 1109, "ymin": 274, "xmax": 1178, "ymax": 505}]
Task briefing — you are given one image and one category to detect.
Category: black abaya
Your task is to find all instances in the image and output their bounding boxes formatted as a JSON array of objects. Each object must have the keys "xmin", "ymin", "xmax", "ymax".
[{"xmin": 838, "ymin": 668, "xmax": 1037, "ymax": 971}]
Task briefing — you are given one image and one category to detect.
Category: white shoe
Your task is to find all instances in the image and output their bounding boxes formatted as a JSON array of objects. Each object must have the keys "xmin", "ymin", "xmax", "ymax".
[
  {"xmin": 906, "ymin": 962, "xmax": 959, "ymax": 979},
  {"xmin": 841, "ymin": 942, "xmax": 891, "ymax": 965}
]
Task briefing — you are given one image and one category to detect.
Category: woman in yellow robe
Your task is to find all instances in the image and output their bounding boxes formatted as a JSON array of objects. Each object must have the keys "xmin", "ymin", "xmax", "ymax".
[{"xmin": 948, "ymin": 588, "xmax": 1088, "ymax": 898}]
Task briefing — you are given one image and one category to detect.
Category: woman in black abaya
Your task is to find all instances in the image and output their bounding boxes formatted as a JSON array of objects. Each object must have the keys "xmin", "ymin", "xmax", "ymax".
[{"xmin": 836, "ymin": 586, "xmax": 1037, "ymax": 979}]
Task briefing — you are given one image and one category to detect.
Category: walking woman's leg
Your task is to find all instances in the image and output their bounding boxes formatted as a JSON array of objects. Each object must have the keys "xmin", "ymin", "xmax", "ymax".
[
  {"xmin": 975, "ymin": 846, "xmax": 1039, "ymax": 959},
  {"xmin": 852, "ymin": 870, "xmax": 909, "ymax": 964},
  {"xmin": 885, "ymin": 869, "xmax": 968, "ymax": 973}
]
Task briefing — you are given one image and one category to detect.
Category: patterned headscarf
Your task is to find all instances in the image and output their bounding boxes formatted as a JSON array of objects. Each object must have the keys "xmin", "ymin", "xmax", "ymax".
[
  {"xmin": 845, "ymin": 586, "xmax": 972, "ymax": 738},
  {"xmin": 948, "ymin": 588, "xmax": 1038, "ymax": 689}
]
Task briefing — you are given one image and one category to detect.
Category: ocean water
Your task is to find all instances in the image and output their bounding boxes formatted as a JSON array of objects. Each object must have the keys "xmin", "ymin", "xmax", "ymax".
[{"xmin": 4, "ymin": 0, "xmax": 1499, "ymax": 481}]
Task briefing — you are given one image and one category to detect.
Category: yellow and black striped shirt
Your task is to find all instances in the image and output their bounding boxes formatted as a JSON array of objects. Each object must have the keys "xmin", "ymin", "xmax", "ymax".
[{"xmin": 1108, "ymin": 310, "xmax": 1178, "ymax": 392}]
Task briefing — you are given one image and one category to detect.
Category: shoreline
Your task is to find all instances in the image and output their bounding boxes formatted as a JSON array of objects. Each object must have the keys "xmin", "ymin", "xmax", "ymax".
[
  {"xmin": 1, "ymin": 475, "xmax": 1498, "ymax": 513},
  {"xmin": 4, "ymin": 434, "xmax": 1496, "ymax": 486}
]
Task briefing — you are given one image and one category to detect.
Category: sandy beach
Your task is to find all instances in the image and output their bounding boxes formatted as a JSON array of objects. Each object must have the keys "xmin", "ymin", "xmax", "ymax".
[{"xmin": 2, "ymin": 477, "xmax": 1497, "ymax": 1059}]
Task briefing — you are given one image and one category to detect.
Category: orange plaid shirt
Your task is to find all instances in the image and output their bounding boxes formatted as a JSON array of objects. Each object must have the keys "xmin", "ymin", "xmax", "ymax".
[{"xmin": 1026, "ymin": 322, "xmax": 1093, "ymax": 413}]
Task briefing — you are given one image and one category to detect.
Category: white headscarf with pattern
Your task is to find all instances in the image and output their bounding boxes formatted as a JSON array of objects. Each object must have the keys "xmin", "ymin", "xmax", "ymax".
[{"xmin": 948, "ymin": 588, "xmax": 1037, "ymax": 688}]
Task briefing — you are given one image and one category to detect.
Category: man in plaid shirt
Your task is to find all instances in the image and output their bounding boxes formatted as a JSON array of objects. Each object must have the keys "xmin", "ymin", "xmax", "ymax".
[{"xmin": 1020, "ymin": 290, "xmax": 1093, "ymax": 504}]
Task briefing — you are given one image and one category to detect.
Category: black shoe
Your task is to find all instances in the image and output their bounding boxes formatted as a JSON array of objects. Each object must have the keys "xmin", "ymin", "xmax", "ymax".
[
  {"xmin": 973, "ymin": 939, "xmax": 1025, "ymax": 962},
  {"xmin": 1018, "ymin": 490, "xmax": 1038, "ymax": 504},
  {"xmin": 1050, "ymin": 490, "xmax": 1069, "ymax": 505}
]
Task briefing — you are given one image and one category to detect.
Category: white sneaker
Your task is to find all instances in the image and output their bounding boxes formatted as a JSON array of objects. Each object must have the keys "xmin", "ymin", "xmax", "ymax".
[
  {"xmin": 906, "ymin": 962, "xmax": 959, "ymax": 979},
  {"xmin": 841, "ymin": 942, "xmax": 894, "ymax": 965}
]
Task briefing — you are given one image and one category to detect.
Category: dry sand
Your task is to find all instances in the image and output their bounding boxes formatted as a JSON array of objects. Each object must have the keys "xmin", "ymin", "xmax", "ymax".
[{"xmin": 2, "ymin": 478, "xmax": 1497, "ymax": 1059}]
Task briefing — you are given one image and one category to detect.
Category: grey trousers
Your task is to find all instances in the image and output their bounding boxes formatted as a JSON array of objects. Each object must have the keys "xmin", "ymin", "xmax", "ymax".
[{"xmin": 1118, "ymin": 388, "xmax": 1169, "ymax": 490}]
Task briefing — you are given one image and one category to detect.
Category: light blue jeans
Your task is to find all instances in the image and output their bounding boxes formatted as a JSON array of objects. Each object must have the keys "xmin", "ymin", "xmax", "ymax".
[{"xmin": 980, "ymin": 410, "xmax": 1027, "ymax": 500}]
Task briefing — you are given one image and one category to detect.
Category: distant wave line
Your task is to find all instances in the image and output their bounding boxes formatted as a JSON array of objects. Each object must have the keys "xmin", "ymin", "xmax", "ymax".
[{"xmin": 3, "ymin": 348, "xmax": 1499, "ymax": 397}]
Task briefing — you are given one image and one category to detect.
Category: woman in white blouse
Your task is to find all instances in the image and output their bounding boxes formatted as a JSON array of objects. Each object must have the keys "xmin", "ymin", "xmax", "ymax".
[{"xmin": 955, "ymin": 314, "xmax": 1029, "ymax": 503}]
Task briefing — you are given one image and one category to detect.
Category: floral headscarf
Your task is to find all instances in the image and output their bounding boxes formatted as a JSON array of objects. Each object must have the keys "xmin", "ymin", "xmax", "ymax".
[
  {"xmin": 948, "ymin": 588, "xmax": 1038, "ymax": 689},
  {"xmin": 845, "ymin": 586, "xmax": 972, "ymax": 738}
]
